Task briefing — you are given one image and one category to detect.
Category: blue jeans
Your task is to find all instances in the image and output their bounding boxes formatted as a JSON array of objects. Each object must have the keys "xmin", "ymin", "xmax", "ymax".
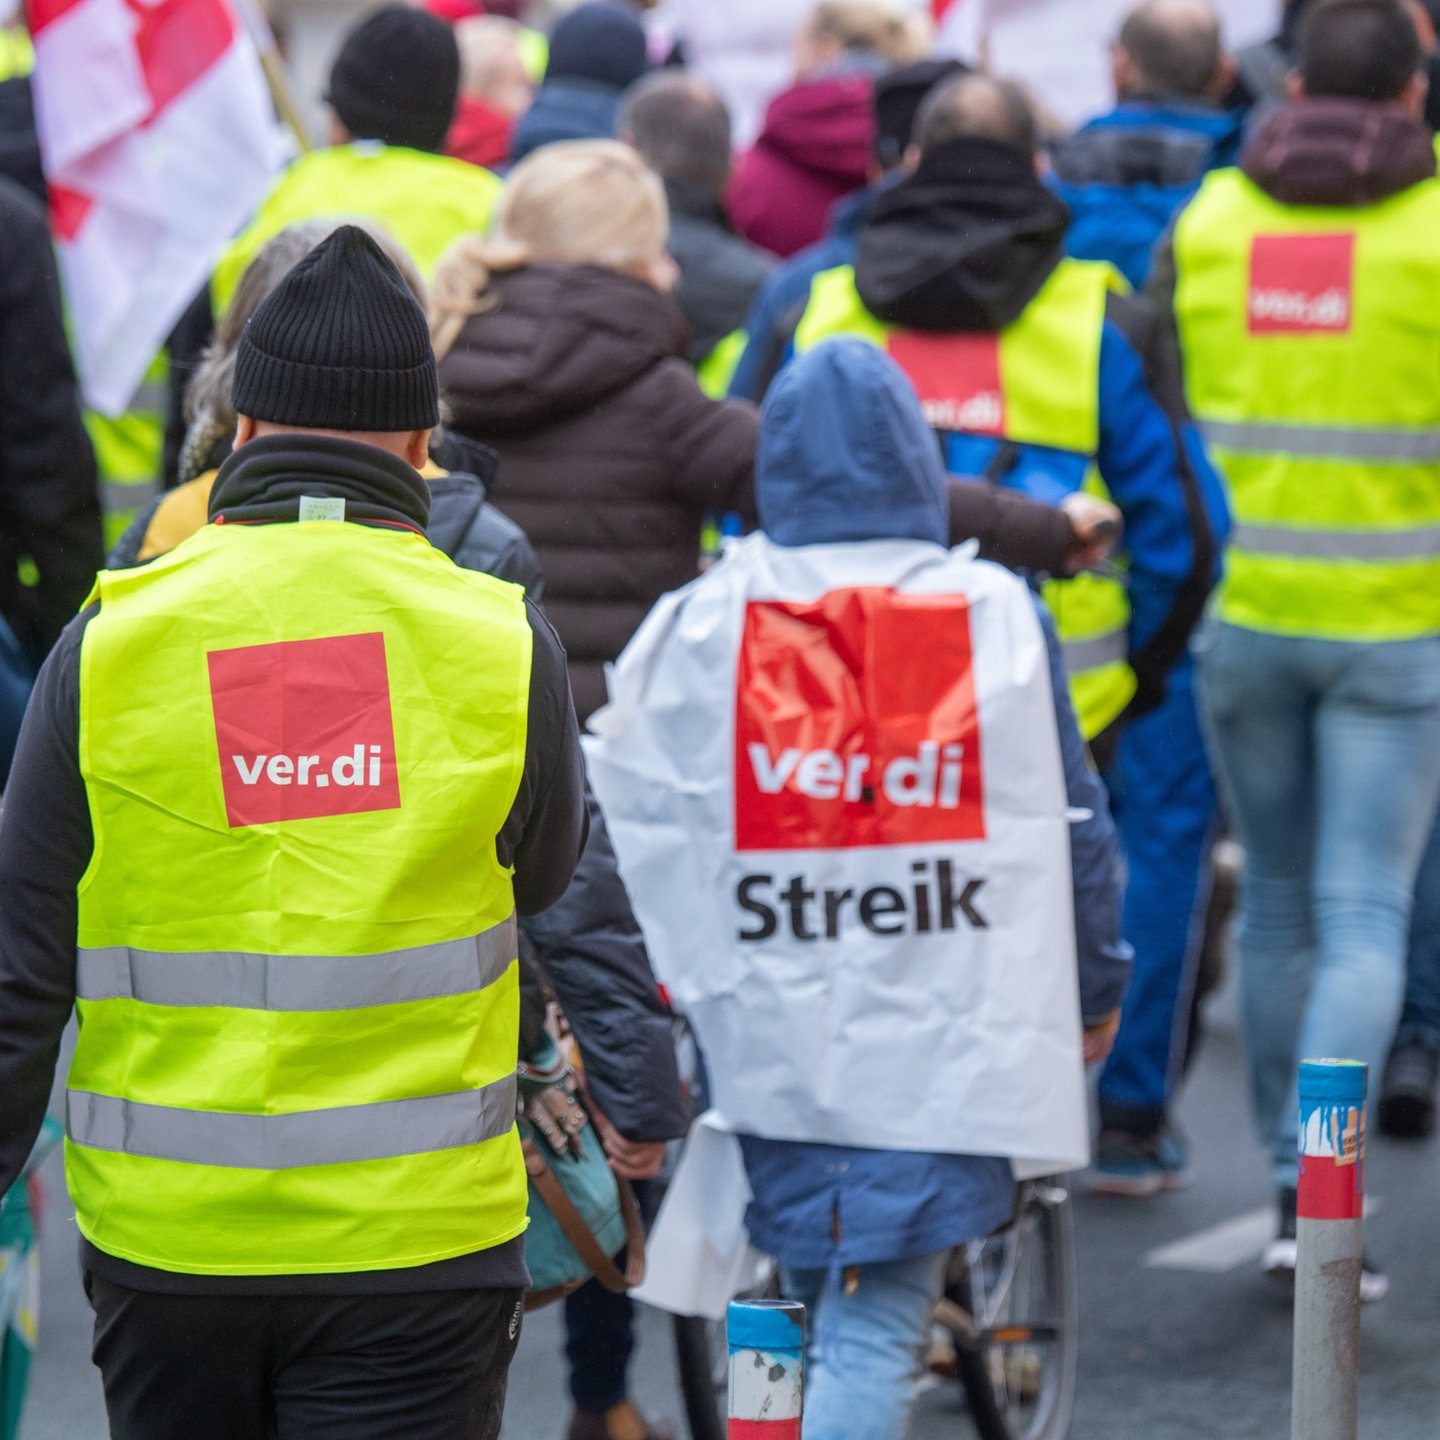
[
  {"xmin": 1398, "ymin": 811, "xmax": 1440, "ymax": 1054},
  {"xmin": 1196, "ymin": 622, "xmax": 1440, "ymax": 1189},
  {"xmin": 783, "ymin": 1250, "xmax": 949, "ymax": 1440}
]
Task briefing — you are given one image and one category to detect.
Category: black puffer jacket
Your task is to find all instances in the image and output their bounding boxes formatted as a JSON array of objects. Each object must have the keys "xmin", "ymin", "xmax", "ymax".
[{"xmin": 438, "ymin": 263, "xmax": 757, "ymax": 720}]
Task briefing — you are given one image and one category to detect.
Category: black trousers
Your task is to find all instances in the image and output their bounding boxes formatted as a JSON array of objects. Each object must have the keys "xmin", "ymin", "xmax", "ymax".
[{"xmin": 86, "ymin": 1275, "xmax": 525, "ymax": 1440}]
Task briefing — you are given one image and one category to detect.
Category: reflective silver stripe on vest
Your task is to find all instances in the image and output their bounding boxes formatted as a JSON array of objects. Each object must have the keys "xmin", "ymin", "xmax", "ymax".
[
  {"xmin": 1062, "ymin": 628, "xmax": 1129, "ymax": 672},
  {"xmin": 1231, "ymin": 522, "xmax": 1440, "ymax": 563},
  {"xmin": 66, "ymin": 1076, "xmax": 517, "ymax": 1169},
  {"xmin": 1200, "ymin": 419, "xmax": 1440, "ymax": 462},
  {"xmin": 77, "ymin": 916, "xmax": 516, "ymax": 1012}
]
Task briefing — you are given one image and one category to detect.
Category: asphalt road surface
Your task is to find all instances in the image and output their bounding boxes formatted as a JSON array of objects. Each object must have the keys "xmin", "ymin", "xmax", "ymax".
[{"xmin": 17, "ymin": 972, "xmax": 1440, "ymax": 1440}]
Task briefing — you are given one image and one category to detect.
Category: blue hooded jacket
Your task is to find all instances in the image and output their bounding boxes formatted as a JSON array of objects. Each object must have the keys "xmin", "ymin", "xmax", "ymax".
[
  {"xmin": 758, "ymin": 338, "xmax": 948, "ymax": 548},
  {"xmin": 737, "ymin": 339, "xmax": 1130, "ymax": 1269},
  {"xmin": 510, "ymin": 2, "xmax": 647, "ymax": 163},
  {"xmin": 1052, "ymin": 100, "xmax": 1245, "ymax": 288}
]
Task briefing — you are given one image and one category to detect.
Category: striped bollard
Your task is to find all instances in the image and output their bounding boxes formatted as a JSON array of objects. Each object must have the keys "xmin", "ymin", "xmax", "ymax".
[
  {"xmin": 1291, "ymin": 1058, "xmax": 1366, "ymax": 1440},
  {"xmin": 728, "ymin": 1298, "xmax": 805, "ymax": 1439}
]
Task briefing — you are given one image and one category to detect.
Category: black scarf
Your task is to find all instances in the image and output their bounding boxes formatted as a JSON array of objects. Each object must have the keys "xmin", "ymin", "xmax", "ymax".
[{"xmin": 208, "ymin": 433, "xmax": 431, "ymax": 532}]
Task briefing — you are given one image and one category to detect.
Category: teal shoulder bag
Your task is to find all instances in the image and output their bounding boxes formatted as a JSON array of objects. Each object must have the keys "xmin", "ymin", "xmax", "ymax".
[{"xmin": 518, "ymin": 1036, "xmax": 645, "ymax": 1310}]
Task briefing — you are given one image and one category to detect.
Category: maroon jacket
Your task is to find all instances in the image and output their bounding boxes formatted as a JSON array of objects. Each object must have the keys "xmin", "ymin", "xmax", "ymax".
[
  {"xmin": 727, "ymin": 73, "xmax": 875, "ymax": 258},
  {"xmin": 438, "ymin": 263, "xmax": 757, "ymax": 720}
]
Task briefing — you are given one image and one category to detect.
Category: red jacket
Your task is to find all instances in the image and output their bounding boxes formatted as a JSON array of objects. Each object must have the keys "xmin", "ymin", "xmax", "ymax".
[
  {"xmin": 726, "ymin": 73, "xmax": 875, "ymax": 258},
  {"xmin": 445, "ymin": 94, "xmax": 514, "ymax": 172}
]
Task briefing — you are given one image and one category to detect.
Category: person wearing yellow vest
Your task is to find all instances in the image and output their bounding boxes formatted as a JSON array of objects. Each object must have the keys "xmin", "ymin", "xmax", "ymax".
[
  {"xmin": 0, "ymin": 226, "xmax": 587, "ymax": 1439},
  {"xmin": 1164, "ymin": 0, "xmax": 1440, "ymax": 1300},
  {"xmin": 212, "ymin": 5, "xmax": 502, "ymax": 315},
  {"xmin": 786, "ymin": 73, "xmax": 1225, "ymax": 1193}
]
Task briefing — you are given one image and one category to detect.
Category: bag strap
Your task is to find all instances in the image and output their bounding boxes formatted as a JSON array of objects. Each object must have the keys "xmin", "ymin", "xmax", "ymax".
[{"xmin": 523, "ymin": 1139, "xmax": 647, "ymax": 1295}]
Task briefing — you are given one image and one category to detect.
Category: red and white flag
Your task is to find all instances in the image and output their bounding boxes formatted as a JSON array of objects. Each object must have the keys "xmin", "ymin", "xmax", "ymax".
[{"xmin": 27, "ymin": 0, "xmax": 282, "ymax": 415}]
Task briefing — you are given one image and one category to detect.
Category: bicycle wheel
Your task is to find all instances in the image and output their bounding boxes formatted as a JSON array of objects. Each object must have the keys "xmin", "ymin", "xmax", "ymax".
[
  {"xmin": 672, "ymin": 1254, "xmax": 780, "ymax": 1440},
  {"xmin": 946, "ymin": 1179, "xmax": 1078, "ymax": 1440}
]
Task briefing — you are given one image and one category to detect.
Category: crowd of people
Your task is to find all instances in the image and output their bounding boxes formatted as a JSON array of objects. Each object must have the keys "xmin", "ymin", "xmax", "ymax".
[{"xmin": 1, "ymin": 0, "xmax": 1439, "ymax": 1437}]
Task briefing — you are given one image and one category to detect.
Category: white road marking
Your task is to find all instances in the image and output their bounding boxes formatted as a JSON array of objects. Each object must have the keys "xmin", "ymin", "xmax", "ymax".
[
  {"xmin": 1143, "ymin": 1207, "xmax": 1275, "ymax": 1272},
  {"xmin": 1143, "ymin": 1197, "xmax": 1381, "ymax": 1272}
]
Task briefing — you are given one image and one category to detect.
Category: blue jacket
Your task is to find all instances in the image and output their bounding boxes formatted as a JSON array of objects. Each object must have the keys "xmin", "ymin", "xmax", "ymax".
[
  {"xmin": 737, "ymin": 340, "xmax": 1131, "ymax": 1269},
  {"xmin": 769, "ymin": 140, "xmax": 1228, "ymax": 718},
  {"xmin": 510, "ymin": 79, "xmax": 621, "ymax": 163},
  {"xmin": 1052, "ymin": 100, "xmax": 1245, "ymax": 288}
]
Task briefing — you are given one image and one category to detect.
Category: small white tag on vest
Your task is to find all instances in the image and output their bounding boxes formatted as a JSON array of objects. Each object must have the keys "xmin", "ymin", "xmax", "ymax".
[{"xmin": 298, "ymin": 496, "xmax": 345, "ymax": 523}]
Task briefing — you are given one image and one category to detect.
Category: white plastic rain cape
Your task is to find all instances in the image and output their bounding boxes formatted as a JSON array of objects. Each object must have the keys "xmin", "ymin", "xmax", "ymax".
[{"xmin": 586, "ymin": 533, "xmax": 1089, "ymax": 1175}]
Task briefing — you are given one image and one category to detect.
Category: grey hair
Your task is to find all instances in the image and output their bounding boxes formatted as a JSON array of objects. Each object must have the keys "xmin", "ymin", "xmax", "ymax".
[
  {"xmin": 1117, "ymin": 0, "xmax": 1225, "ymax": 99},
  {"xmin": 618, "ymin": 71, "xmax": 733, "ymax": 194},
  {"xmin": 914, "ymin": 73, "xmax": 1038, "ymax": 161}
]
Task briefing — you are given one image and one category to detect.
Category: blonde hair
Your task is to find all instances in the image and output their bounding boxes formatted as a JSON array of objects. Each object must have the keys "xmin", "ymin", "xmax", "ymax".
[
  {"xmin": 454, "ymin": 15, "xmax": 526, "ymax": 101},
  {"xmin": 809, "ymin": 0, "xmax": 930, "ymax": 66},
  {"xmin": 431, "ymin": 140, "xmax": 668, "ymax": 361}
]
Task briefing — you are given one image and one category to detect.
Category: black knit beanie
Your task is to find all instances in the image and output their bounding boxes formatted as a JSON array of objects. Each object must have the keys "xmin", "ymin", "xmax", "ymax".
[
  {"xmin": 546, "ymin": 3, "xmax": 649, "ymax": 91},
  {"xmin": 232, "ymin": 226, "xmax": 440, "ymax": 432},
  {"xmin": 326, "ymin": 5, "xmax": 459, "ymax": 153}
]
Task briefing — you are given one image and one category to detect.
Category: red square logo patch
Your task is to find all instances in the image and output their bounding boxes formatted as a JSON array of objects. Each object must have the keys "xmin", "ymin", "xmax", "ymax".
[
  {"xmin": 735, "ymin": 589, "xmax": 985, "ymax": 852},
  {"xmin": 207, "ymin": 632, "xmax": 401, "ymax": 828},
  {"xmin": 886, "ymin": 330, "xmax": 1006, "ymax": 435},
  {"xmin": 1248, "ymin": 233, "xmax": 1355, "ymax": 334}
]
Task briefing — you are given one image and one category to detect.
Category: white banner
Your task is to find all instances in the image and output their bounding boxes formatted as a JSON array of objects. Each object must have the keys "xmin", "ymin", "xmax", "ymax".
[{"xmin": 587, "ymin": 534, "xmax": 1089, "ymax": 1174}]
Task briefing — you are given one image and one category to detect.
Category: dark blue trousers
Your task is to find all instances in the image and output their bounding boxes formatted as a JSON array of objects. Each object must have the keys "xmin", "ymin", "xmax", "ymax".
[{"xmin": 1099, "ymin": 659, "xmax": 1218, "ymax": 1128}]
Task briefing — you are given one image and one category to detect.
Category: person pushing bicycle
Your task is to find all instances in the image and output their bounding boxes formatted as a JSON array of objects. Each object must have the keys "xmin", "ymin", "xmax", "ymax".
[{"xmin": 587, "ymin": 338, "xmax": 1131, "ymax": 1440}]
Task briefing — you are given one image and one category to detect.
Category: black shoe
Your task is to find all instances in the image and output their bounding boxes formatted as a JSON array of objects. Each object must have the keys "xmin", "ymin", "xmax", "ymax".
[{"xmin": 1378, "ymin": 1041, "xmax": 1438, "ymax": 1139}]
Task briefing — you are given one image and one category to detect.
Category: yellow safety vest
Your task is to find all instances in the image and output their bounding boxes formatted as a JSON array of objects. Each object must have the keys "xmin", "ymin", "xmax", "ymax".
[
  {"xmin": 794, "ymin": 261, "xmax": 1136, "ymax": 739},
  {"xmin": 697, "ymin": 329, "xmax": 748, "ymax": 400},
  {"xmin": 214, "ymin": 144, "xmax": 502, "ymax": 316},
  {"xmin": 1175, "ymin": 168, "xmax": 1440, "ymax": 639},
  {"xmin": 69, "ymin": 519, "xmax": 532, "ymax": 1276},
  {"xmin": 0, "ymin": 25, "xmax": 34, "ymax": 79},
  {"xmin": 85, "ymin": 353, "xmax": 168, "ymax": 551}
]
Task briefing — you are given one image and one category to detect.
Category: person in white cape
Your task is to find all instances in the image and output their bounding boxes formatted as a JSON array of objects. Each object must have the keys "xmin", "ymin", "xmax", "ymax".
[{"xmin": 586, "ymin": 338, "xmax": 1131, "ymax": 1440}]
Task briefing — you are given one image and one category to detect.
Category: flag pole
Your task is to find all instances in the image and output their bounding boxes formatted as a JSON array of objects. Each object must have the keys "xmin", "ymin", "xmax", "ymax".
[
  {"xmin": 256, "ymin": 43, "xmax": 312, "ymax": 152},
  {"xmin": 229, "ymin": 0, "xmax": 312, "ymax": 152}
]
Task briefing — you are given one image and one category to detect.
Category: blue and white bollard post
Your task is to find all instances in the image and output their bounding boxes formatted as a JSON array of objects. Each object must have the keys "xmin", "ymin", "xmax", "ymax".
[
  {"xmin": 727, "ymin": 1298, "xmax": 805, "ymax": 1440},
  {"xmin": 1291, "ymin": 1058, "xmax": 1367, "ymax": 1440}
]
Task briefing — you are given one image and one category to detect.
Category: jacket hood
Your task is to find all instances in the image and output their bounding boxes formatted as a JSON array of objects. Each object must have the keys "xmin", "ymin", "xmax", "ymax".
[
  {"xmin": 1056, "ymin": 100, "xmax": 1244, "ymax": 187},
  {"xmin": 754, "ymin": 74, "xmax": 875, "ymax": 184},
  {"xmin": 855, "ymin": 136, "xmax": 1069, "ymax": 333},
  {"xmin": 1241, "ymin": 98, "xmax": 1436, "ymax": 207},
  {"xmin": 510, "ymin": 80, "xmax": 620, "ymax": 163},
  {"xmin": 437, "ymin": 264, "xmax": 691, "ymax": 434},
  {"xmin": 757, "ymin": 337, "xmax": 947, "ymax": 548}
]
